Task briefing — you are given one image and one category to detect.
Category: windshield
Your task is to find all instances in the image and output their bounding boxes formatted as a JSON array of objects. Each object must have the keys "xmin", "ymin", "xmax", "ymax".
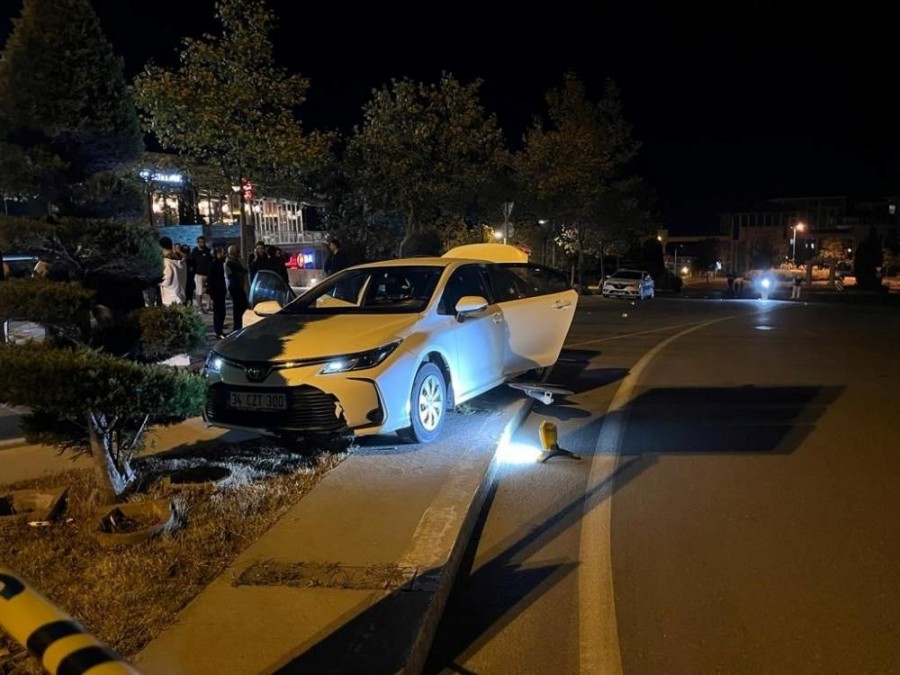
[
  {"xmin": 610, "ymin": 270, "xmax": 643, "ymax": 280},
  {"xmin": 281, "ymin": 265, "xmax": 444, "ymax": 314}
]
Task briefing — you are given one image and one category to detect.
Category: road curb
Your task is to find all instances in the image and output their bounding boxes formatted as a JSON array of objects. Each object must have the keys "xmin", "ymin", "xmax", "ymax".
[
  {"xmin": 0, "ymin": 437, "xmax": 27, "ymax": 450},
  {"xmin": 403, "ymin": 395, "xmax": 534, "ymax": 674}
]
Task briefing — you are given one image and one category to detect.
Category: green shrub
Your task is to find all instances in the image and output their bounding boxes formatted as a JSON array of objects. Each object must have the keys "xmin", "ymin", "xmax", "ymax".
[
  {"xmin": 132, "ymin": 304, "xmax": 207, "ymax": 362},
  {"xmin": 0, "ymin": 343, "xmax": 207, "ymax": 497},
  {"xmin": 0, "ymin": 278, "xmax": 94, "ymax": 341}
]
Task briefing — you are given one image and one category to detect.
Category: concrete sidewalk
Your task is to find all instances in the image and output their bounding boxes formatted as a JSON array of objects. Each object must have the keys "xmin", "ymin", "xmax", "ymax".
[{"xmin": 136, "ymin": 390, "xmax": 531, "ymax": 675}]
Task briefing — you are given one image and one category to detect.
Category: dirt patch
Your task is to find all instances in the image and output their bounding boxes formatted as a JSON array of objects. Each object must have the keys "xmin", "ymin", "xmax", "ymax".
[
  {"xmin": 0, "ymin": 439, "xmax": 347, "ymax": 674},
  {"xmin": 236, "ymin": 560, "xmax": 418, "ymax": 591}
]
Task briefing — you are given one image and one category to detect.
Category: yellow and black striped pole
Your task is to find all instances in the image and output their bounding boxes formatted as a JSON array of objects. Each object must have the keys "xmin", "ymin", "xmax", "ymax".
[{"xmin": 0, "ymin": 567, "xmax": 138, "ymax": 674}]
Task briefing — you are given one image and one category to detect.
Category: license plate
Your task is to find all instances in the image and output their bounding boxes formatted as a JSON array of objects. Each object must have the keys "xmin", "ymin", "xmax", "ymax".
[{"xmin": 228, "ymin": 391, "xmax": 288, "ymax": 411}]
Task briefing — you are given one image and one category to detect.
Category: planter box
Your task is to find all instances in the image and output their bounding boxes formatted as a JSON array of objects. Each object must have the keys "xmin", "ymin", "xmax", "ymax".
[
  {"xmin": 0, "ymin": 486, "xmax": 68, "ymax": 528},
  {"xmin": 93, "ymin": 498, "xmax": 178, "ymax": 547}
]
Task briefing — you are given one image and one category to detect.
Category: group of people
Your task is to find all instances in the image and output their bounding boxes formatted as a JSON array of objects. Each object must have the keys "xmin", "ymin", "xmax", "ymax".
[
  {"xmin": 156, "ymin": 236, "xmax": 310, "ymax": 339},
  {"xmin": 157, "ymin": 236, "xmax": 250, "ymax": 339},
  {"xmin": 248, "ymin": 242, "xmax": 291, "ymax": 285}
]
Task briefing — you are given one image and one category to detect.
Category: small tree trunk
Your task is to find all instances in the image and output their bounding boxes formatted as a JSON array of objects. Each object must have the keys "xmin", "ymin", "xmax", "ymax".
[
  {"xmin": 599, "ymin": 243, "xmax": 606, "ymax": 283},
  {"xmin": 398, "ymin": 203, "xmax": 417, "ymax": 257},
  {"xmin": 87, "ymin": 414, "xmax": 130, "ymax": 504}
]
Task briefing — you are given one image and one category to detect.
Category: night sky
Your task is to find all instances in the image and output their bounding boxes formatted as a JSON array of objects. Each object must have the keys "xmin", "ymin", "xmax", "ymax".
[{"xmin": 2, "ymin": 0, "xmax": 897, "ymax": 233}]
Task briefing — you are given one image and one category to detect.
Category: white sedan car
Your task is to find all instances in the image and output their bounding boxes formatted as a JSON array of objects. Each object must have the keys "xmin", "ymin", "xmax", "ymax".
[
  {"xmin": 601, "ymin": 269, "xmax": 655, "ymax": 299},
  {"xmin": 204, "ymin": 247, "xmax": 578, "ymax": 443}
]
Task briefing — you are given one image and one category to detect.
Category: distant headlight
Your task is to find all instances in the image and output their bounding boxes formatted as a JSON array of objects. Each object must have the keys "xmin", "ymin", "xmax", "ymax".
[
  {"xmin": 761, "ymin": 277, "xmax": 772, "ymax": 289},
  {"xmin": 319, "ymin": 341, "xmax": 401, "ymax": 375}
]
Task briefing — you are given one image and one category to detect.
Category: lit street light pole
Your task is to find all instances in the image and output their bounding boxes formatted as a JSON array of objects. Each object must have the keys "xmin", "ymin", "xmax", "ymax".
[{"xmin": 792, "ymin": 221, "xmax": 805, "ymax": 265}]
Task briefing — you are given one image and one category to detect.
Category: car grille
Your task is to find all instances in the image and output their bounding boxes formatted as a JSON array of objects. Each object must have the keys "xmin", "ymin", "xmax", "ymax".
[{"xmin": 205, "ymin": 383, "xmax": 345, "ymax": 433}]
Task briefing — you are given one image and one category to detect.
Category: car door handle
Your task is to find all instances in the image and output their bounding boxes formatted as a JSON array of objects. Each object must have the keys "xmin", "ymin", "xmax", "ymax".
[
  {"xmin": 492, "ymin": 312, "xmax": 503, "ymax": 324},
  {"xmin": 553, "ymin": 300, "xmax": 572, "ymax": 310}
]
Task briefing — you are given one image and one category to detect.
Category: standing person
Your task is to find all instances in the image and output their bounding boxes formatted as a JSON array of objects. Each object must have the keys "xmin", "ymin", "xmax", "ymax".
[
  {"xmin": 225, "ymin": 245, "xmax": 249, "ymax": 332},
  {"xmin": 791, "ymin": 273, "xmax": 803, "ymax": 300},
  {"xmin": 190, "ymin": 235, "xmax": 214, "ymax": 313},
  {"xmin": 324, "ymin": 237, "xmax": 348, "ymax": 276},
  {"xmin": 267, "ymin": 245, "xmax": 289, "ymax": 284},
  {"xmin": 275, "ymin": 247, "xmax": 292, "ymax": 282},
  {"xmin": 207, "ymin": 246, "xmax": 228, "ymax": 338},
  {"xmin": 248, "ymin": 241, "xmax": 269, "ymax": 281},
  {"xmin": 180, "ymin": 243, "xmax": 195, "ymax": 306},
  {"xmin": 159, "ymin": 237, "xmax": 187, "ymax": 306},
  {"xmin": 0, "ymin": 247, "xmax": 6, "ymax": 281},
  {"xmin": 726, "ymin": 270, "xmax": 735, "ymax": 298}
]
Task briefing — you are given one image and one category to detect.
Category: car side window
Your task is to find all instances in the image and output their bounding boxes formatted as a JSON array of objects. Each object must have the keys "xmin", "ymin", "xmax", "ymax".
[
  {"xmin": 490, "ymin": 264, "xmax": 569, "ymax": 301},
  {"xmin": 439, "ymin": 264, "xmax": 491, "ymax": 315}
]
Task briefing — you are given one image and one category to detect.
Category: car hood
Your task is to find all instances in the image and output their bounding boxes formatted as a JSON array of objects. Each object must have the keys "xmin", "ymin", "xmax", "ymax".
[{"xmin": 214, "ymin": 313, "xmax": 419, "ymax": 362}]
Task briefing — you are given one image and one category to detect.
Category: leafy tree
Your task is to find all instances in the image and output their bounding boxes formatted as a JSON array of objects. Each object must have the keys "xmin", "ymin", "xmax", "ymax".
[
  {"xmin": 818, "ymin": 236, "xmax": 847, "ymax": 262},
  {"xmin": 0, "ymin": 1, "xmax": 207, "ymax": 504},
  {"xmin": 854, "ymin": 225, "xmax": 884, "ymax": 290},
  {"xmin": 0, "ymin": 0, "xmax": 142, "ymax": 211},
  {"xmin": 515, "ymin": 73, "xmax": 643, "ymax": 289},
  {"xmin": 134, "ymin": 0, "xmax": 330, "ymax": 260},
  {"xmin": 345, "ymin": 73, "xmax": 507, "ymax": 256}
]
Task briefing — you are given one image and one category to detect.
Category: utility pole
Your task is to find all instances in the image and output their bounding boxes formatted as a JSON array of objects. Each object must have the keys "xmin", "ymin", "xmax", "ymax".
[{"xmin": 501, "ymin": 201, "xmax": 514, "ymax": 245}]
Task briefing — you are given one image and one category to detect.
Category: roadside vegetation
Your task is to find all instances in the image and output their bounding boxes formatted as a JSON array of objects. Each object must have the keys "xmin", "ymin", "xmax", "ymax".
[{"xmin": 0, "ymin": 441, "xmax": 346, "ymax": 673}]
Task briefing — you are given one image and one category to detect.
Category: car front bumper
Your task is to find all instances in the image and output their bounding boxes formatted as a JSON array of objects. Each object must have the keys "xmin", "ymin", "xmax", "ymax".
[
  {"xmin": 203, "ymin": 350, "xmax": 419, "ymax": 437},
  {"xmin": 602, "ymin": 285, "xmax": 641, "ymax": 297}
]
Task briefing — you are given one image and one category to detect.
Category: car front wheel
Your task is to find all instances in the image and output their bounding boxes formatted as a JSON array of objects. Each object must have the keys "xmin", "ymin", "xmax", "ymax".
[{"xmin": 400, "ymin": 362, "xmax": 447, "ymax": 443}]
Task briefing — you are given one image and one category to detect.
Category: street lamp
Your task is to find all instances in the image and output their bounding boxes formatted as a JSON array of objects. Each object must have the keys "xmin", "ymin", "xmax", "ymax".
[{"xmin": 792, "ymin": 222, "xmax": 805, "ymax": 264}]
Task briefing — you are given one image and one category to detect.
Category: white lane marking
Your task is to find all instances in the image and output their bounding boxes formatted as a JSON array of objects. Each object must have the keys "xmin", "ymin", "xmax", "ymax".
[{"xmin": 577, "ymin": 314, "xmax": 743, "ymax": 674}]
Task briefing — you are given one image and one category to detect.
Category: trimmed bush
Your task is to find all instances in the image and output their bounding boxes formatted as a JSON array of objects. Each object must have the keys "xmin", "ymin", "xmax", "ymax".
[
  {"xmin": 0, "ymin": 278, "xmax": 94, "ymax": 341},
  {"xmin": 131, "ymin": 304, "xmax": 207, "ymax": 362},
  {"xmin": 0, "ymin": 343, "xmax": 207, "ymax": 500}
]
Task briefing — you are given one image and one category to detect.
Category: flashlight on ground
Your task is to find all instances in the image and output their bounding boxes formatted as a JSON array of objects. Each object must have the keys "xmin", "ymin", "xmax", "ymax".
[{"xmin": 538, "ymin": 421, "xmax": 580, "ymax": 463}]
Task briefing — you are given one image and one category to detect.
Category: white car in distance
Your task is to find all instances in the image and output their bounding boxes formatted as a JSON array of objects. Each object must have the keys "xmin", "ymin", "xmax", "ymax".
[
  {"xmin": 204, "ymin": 245, "xmax": 578, "ymax": 444},
  {"xmin": 601, "ymin": 269, "xmax": 655, "ymax": 299}
]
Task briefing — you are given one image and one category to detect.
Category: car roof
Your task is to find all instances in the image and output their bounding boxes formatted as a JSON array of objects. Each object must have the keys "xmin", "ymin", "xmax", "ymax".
[
  {"xmin": 610, "ymin": 268, "xmax": 647, "ymax": 274},
  {"xmin": 349, "ymin": 257, "xmax": 454, "ymax": 270},
  {"xmin": 442, "ymin": 243, "xmax": 529, "ymax": 263}
]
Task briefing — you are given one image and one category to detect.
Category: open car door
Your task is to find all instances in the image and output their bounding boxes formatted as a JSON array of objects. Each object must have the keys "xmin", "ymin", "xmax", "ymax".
[
  {"xmin": 486, "ymin": 264, "xmax": 578, "ymax": 376},
  {"xmin": 244, "ymin": 270, "xmax": 297, "ymax": 327}
]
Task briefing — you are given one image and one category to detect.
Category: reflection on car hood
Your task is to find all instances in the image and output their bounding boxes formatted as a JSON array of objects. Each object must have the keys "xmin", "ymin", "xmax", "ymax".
[{"xmin": 214, "ymin": 313, "xmax": 419, "ymax": 362}]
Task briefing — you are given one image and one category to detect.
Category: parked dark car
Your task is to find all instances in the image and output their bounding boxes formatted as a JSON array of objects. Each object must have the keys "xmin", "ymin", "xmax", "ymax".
[{"xmin": 2, "ymin": 254, "xmax": 38, "ymax": 279}]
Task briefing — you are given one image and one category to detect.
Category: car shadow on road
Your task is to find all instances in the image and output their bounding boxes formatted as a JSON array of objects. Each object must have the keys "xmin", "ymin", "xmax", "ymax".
[
  {"xmin": 422, "ymin": 453, "xmax": 655, "ymax": 673},
  {"xmin": 614, "ymin": 385, "xmax": 844, "ymax": 455},
  {"xmin": 266, "ymin": 452, "xmax": 655, "ymax": 675},
  {"xmin": 422, "ymin": 383, "xmax": 845, "ymax": 669}
]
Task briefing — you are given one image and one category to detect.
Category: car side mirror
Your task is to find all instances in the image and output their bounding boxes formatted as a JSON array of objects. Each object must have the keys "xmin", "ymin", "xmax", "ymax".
[
  {"xmin": 253, "ymin": 300, "xmax": 282, "ymax": 317},
  {"xmin": 455, "ymin": 295, "xmax": 489, "ymax": 317}
]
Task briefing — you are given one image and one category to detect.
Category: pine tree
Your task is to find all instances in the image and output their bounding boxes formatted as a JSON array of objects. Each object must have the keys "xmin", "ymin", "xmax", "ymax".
[
  {"xmin": 0, "ymin": 0, "xmax": 142, "ymax": 208},
  {"xmin": 0, "ymin": 0, "xmax": 205, "ymax": 504}
]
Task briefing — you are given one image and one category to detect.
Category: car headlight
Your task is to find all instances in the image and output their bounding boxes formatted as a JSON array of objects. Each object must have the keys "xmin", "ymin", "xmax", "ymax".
[
  {"xmin": 761, "ymin": 278, "xmax": 772, "ymax": 289},
  {"xmin": 205, "ymin": 351, "xmax": 224, "ymax": 374},
  {"xmin": 320, "ymin": 341, "xmax": 401, "ymax": 375}
]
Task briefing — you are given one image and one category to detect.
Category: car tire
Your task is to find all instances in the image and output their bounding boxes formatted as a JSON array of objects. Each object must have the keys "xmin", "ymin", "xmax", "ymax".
[{"xmin": 399, "ymin": 362, "xmax": 447, "ymax": 444}]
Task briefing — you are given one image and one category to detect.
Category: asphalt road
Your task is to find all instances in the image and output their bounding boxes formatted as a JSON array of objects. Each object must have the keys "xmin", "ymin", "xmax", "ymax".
[{"xmin": 426, "ymin": 294, "xmax": 900, "ymax": 674}]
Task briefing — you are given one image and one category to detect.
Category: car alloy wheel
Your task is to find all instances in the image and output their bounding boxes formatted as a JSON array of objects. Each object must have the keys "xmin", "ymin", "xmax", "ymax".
[{"xmin": 401, "ymin": 362, "xmax": 447, "ymax": 443}]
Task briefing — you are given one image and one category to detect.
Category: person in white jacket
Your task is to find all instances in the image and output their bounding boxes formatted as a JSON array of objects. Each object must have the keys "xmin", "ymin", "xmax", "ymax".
[{"xmin": 159, "ymin": 236, "xmax": 187, "ymax": 306}]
